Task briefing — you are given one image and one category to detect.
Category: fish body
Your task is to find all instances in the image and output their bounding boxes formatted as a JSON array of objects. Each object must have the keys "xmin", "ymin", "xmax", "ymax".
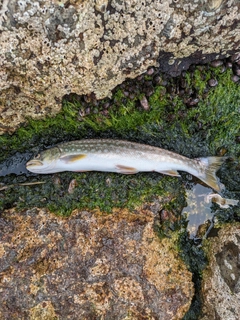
[{"xmin": 26, "ymin": 139, "xmax": 224, "ymax": 191}]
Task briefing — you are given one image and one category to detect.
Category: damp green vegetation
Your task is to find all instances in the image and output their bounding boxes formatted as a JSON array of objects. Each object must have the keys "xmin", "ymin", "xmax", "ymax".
[
  {"xmin": 0, "ymin": 65, "xmax": 239, "ymax": 217},
  {"xmin": 0, "ymin": 173, "xmax": 185, "ymax": 216},
  {"xmin": 179, "ymin": 231, "xmax": 208, "ymax": 320}
]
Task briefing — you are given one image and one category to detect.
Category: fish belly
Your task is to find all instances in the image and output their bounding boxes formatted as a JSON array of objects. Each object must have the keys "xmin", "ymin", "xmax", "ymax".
[{"xmin": 56, "ymin": 153, "xmax": 192, "ymax": 175}]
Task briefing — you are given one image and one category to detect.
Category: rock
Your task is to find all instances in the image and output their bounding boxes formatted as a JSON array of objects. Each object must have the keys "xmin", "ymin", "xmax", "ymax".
[
  {"xmin": 0, "ymin": 207, "xmax": 194, "ymax": 319},
  {"xmin": 68, "ymin": 178, "xmax": 78, "ymax": 194},
  {"xmin": 231, "ymin": 75, "xmax": 240, "ymax": 83},
  {"xmin": 140, "ymin": 95, "xmax": 150, "ymax": 110},
  {"xmin": 232, "ymin": 64, "xmax": 240, "ymax": 76},
  {"xmin": 201, "ymin": 224, "xmax": 240, "ymax": 320},
  {"xmin": 147, "ymin": 67, "xmax": 155, "ymax": 76},
  {"xmin": 208, "ymin": 79, "xmax": 218, "ymax": 87},
  {"xmin": 210, "ymin": 60, "xmax": 223, "ymax": 67},
  {"xmin": 0, "ymin": 1, "xmax": 240, "ymax": 134}
]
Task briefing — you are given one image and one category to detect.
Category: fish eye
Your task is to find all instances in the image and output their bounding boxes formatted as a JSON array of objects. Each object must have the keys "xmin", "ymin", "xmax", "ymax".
[{"xmin": 35, "ymin": 154, "xmax": 41, "ymax": 159}]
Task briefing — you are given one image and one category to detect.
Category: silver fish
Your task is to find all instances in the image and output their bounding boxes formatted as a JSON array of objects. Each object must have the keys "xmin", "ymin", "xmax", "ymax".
[{"xmin": 26, "ymin": 139, "xmax": 225, "ymax": 191}]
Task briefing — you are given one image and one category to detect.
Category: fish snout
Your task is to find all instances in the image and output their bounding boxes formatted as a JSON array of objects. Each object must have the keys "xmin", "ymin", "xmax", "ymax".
[{"xmin": 26, "ymin": 159, "xmax": 44, "ymax": 168}]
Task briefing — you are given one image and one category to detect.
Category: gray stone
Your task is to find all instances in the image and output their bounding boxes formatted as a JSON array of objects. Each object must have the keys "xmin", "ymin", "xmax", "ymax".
[
  {"xmin": 0, "ymin": 0, "xmax": 240, "ymax": 133},
  {"xmin": 201, "ymin": 223, "xmax": 240, "ymax": 320}
]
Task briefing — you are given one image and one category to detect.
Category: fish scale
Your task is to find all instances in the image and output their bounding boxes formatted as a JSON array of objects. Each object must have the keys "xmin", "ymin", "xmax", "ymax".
[
  {"xmin": 26, "ymin": 139, "xmax": 225, "ymax": 192},
  {"xmin": 59, "ymin": 140, "xmax": 180, "ymax": 158}
]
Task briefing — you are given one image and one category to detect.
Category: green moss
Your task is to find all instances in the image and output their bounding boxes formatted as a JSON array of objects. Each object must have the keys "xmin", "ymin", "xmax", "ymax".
[
  {"xmin": 193, "ymin": 69, "xmax": 207, "ymax": 95},
  {"xmin": 0, "ymin": 171, "xmax": 184, "ymax": 217},
  {"xmin": 0, "ymin": 65, "xmax": 239, "ymax": 216}
]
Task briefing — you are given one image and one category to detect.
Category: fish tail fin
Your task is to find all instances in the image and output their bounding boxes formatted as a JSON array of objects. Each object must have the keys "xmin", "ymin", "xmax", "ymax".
[{"xmin": 196, "ymin": 156, "xmax": 225, "ymax": 192}]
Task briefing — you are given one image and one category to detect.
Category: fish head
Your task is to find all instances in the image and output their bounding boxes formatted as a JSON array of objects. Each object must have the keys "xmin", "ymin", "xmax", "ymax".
[{"xmin": 26, "ymin": 147, "xmax": 61, "ymax": 173}]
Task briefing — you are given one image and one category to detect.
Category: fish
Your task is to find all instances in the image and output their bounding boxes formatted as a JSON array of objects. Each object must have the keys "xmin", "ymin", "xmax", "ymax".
[{"xmin": 26, "ymin": 139, "xmax": 225, "ymax": 191}]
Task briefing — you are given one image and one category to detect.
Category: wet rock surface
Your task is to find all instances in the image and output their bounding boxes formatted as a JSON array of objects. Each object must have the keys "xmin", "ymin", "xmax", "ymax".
[
  {"xmin": 0, "ymin": 207, "xmax": 194, "ymax": 319},
  {"xmin": 201, "ymin": 224, "xmax": 240, "ymax": 320},
  {"xmin": 1, "ymin": 0, "xmax": 240, "ymax": 133}
]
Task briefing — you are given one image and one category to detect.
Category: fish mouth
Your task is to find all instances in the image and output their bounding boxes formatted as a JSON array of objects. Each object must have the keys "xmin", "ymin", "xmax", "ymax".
[{"xmin": 26, "ymin": 159, "xmax": 44, "ymax": 167}]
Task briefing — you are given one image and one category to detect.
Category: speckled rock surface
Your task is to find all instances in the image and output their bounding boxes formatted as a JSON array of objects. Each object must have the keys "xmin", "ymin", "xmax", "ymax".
[
  {"xmin": 0, "ymin": 207, "xmax": 194, "ymax": 319},
  {"xmin": 201, "ymin": 224, "xmax": 240, "ymax": 320},
  {"xmin": 0, "ymin": 0, "xmax": 240, "ymax": 133}
]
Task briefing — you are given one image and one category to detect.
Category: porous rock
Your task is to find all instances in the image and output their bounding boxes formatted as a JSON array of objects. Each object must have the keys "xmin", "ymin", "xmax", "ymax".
[
  {"xmin": 0, "ymin": 0, "xmax": 240, "ymax": 134},
  {"xmin": 201, "ymin": 223, "xmax": 240, "ymax": 320},
  {"xmin": 0, "ymin": 207, "xmax": 194, "ymax": 319}
]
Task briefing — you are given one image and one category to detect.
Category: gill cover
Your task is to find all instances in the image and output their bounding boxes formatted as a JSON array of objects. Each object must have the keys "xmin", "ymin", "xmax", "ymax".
[{"xmin": 26, "ymin": 147, "xmax": 61, "ymax": 173}]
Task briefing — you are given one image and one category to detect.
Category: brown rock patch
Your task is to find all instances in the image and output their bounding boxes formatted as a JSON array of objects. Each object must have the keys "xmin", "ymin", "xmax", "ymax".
[{"xmin": 0, "ymin": 207, "xmax": 194, "ymax": 319}]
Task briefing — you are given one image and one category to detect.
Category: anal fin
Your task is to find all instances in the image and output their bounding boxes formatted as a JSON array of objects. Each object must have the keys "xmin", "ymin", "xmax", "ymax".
[
  {"xmin": 157, "ymin": 170, "xmax": 180, "ymax": 177},
  {"xmin": 116, "ymin": 164, "xmax": 138, "ymax": 174}
]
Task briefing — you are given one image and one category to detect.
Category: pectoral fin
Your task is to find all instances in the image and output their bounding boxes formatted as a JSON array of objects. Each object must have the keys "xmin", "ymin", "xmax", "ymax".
[
  {"xmin": 158, "ymin": 170, "xmax": 180, "ymax": 177},
  {"xmin": 116, "ymin": 164, "xmax": 138, "ymax": 174},
  {"xmin": 60, "ymin": 154, "xmax": 87, "ymax": 163}
]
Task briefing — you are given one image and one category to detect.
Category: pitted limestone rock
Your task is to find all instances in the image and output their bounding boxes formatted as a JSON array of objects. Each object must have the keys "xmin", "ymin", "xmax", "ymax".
[
  {"xmin": 201, "ymin": 224, "xmax": 240, "ymax": 320},
  {"xmin": 0, "ymin": 0, "xmax": 240, "ymax": 134},
  {"xmin": 0, "ymin": 207, "xmax": 194, "ymax": 319}
]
